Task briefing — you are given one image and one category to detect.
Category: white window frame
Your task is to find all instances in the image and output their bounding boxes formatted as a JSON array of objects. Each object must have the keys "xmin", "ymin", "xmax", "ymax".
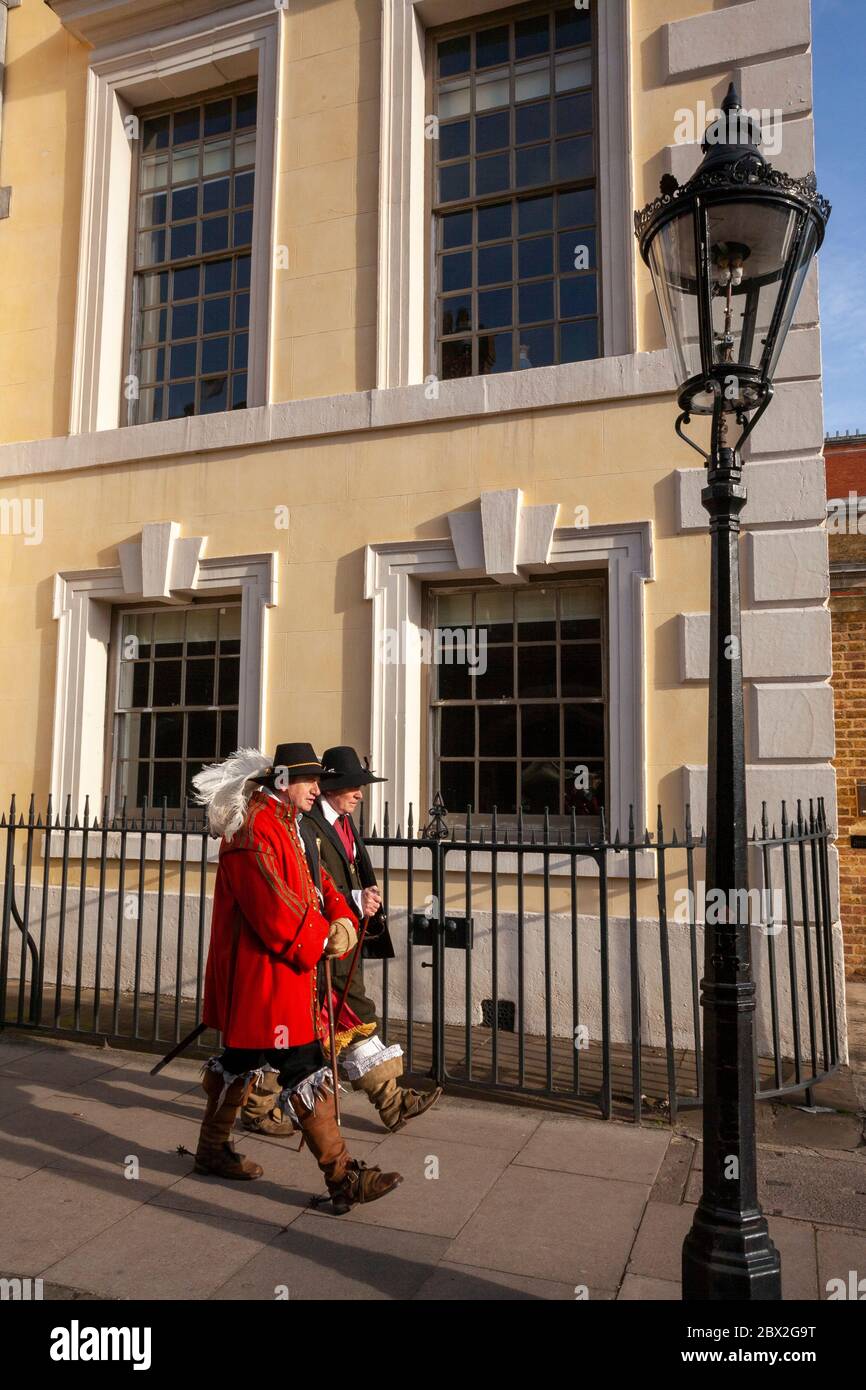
[
  {"xmin": 67, "ymin": 0, "xmax": 282, "ymax": 435},
  {"xmin": 51, "ymin": 531, "xmax": 276, "ymax": 815},
  {"xmin": 364, "ymin": 503, "xmax": 653, "ymax": 872},
  {"xmin": 377, "ymin": 0, "xmax": 634, "ymax": 389}
]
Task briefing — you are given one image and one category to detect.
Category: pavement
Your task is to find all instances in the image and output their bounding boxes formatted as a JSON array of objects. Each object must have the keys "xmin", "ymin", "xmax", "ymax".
[{"xmin": 0, "ymin": 992, "xmax": 864, "ymax": 1301}]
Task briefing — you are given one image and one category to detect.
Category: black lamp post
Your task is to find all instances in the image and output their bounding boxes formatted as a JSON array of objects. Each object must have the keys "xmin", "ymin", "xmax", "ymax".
[{"xmin": 635, "ymin": 85, "xmax": 830, "ymax": 1300}]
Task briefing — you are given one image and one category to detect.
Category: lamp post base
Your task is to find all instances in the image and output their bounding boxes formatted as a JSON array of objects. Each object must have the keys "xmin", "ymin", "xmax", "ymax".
[{"xmin": 683, "ymin": 1205, "xmax": 782, "ymax": 1300}]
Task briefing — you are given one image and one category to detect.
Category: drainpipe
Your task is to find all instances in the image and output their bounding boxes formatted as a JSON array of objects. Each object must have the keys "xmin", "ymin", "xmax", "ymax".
[{"xmin": 0, "ymin": 0, "xmax": 22, "ymax": 220}]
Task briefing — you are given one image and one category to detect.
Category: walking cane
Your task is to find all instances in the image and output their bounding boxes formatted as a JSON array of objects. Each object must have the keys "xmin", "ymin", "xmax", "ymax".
[{"xmin": 324, "ymin": 956, "xmax": 341, "ymax": 1126}]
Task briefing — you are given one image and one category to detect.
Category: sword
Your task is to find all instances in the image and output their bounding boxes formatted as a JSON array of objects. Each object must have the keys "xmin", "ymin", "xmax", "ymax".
[{"xmin": 149, "ymin": 1022, "xmax": 207, "ymax": 1076}]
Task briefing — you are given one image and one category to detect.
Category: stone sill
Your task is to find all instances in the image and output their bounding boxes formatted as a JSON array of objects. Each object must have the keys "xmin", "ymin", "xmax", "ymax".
[{"xmin": 0, "ymin": 351, "xmax": 677, "ymax": 481}]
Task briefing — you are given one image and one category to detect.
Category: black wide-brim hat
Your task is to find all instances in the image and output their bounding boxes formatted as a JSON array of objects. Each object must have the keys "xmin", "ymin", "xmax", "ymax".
[
  {"xmin": 251, "ymin": 742, "xmax": 324, "ymax": 784},
  {"xmin": 319, "ymin": 746, "xmax": 387, "ymax": 791}
]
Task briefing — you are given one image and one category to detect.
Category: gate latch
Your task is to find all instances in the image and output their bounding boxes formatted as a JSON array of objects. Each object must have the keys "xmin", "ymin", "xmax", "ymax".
[{"xmin": 409, "ymin": 914, "xmax": 474, "ymax": 949}]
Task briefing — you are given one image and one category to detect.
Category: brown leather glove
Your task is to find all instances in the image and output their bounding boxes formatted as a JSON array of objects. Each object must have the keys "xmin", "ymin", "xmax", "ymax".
[{"xmin": 325, "ymin": 916, "xmax": 358, "ymax": 957}]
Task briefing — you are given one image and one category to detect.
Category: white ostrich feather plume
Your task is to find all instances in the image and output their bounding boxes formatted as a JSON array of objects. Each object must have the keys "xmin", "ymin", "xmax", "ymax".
[{"xmin": 191, "ymin": 747, "xmax": 271, "ymax": 840}]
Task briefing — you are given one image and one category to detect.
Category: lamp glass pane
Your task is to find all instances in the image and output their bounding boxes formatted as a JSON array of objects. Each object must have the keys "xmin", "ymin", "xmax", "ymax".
[
  {"xmin": 705, "ymin": 199, "xmax": 803, "ymax": 377},
  {"xmin": 647, "ymin": 210, "xmax": 702, "ymax": 386}
]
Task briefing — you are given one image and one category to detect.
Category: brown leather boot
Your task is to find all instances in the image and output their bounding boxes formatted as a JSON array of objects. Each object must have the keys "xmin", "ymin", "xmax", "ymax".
[
  {"xmin": 292, "ymin": 1087, "xmax": 402, "ymax": 1214},
  {"xmin": 240, "ymin": 1069, "xmax": 296, "ymax": 1138},
  {"xmin": 353, "ymin": 1060, "xmax": 444, "ymax": 1133},
  {"xmin": 194, "ymin": 1065, "xmax": 264, "ymax": 1180}
]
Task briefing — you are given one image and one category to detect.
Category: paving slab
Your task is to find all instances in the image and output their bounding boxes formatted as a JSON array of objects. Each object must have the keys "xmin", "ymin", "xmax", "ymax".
[
  {"xmin": 686, "ymin": 1147, "xmax": 866, "ymax": 1228},
  {"xmin": 618, "ymin": 1273, "xmax": 681, "ymax": 1300},
  {"xmin": 628, "ymin": 1201, "xmax": 819, "ymax": 1299},
  {"xmin": 44, "ymin": 1102, "xmax": 204, "ymax": 1190},
  {"xmin": 0, "ymin": 1075, "xmax": 64, "ymax": 1121},
  {"xmin": 0, "ymin": 1038, "xmax": 50, "ymax": 1067},
  {"xmin": 0, "ymin": 1168, "xmax": 162, "ymax": 1275},
  {"xmin": 413, "ymin": 1261, "xmax": 579, "ymax": 1300},
  {"xmin": 70, "ymin": 1056, "xmax": 204, "ymax": 1109},
  {"xmin": 306, "ymin": 1130, "xmax": 511, "ymax": 1239},
  {"xmin": 213, "ymin": 1212, "xmax": 450, "ymax": 1300},
  {"xmin": 650, "ymin": 1135, "xmax": 697, "ymax": 1204},
  {"xmin": 43, "ymin": 1203, "xmax": 276, "ymax": 1301},
  {"xmin": 628, "ymin": 1199, "xmax": 697, "ymax": 1283},
  {"xmin": 0, "ymin": 1095, "xmax": 124, "ymax": 1180},
  {"xmin": 444, "ymin": 1163, "xmax": 648, "ymax": 1289},
  {"xmin": 0, "ymin": 1047, "xmax": 120, "ymax": 1089},
  {"xmin": 377, "ymin": 1093, "xmax": 543, "ymax": 1159},
  {"xmin": 152, "ymin": 1130, "xmax": 385, "ymax": 1229},
  {"xmin": 816, "ymin": 1225, "xmax": 866, "ymax": 1299},
  {"xmin": 513, "ymin": 1115, "xmax": 670, "ymax": 1184}
]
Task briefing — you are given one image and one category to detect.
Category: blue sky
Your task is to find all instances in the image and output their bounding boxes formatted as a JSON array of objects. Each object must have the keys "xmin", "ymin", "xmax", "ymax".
[{"xmin": 812, "ymin": 0, "xmax": 865, "ymax": 435}]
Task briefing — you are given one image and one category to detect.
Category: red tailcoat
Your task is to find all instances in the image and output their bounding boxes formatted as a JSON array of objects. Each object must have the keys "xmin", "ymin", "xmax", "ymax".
[{"xmin": 203, "ymin": 790, "xmax": 354, "ymax": 1049}]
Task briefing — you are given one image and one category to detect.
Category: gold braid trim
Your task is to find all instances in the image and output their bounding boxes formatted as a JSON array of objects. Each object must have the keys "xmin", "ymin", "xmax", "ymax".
[{"xmin": 333, "ymin": 1021, "xmax": 377, "ymax": 1056}]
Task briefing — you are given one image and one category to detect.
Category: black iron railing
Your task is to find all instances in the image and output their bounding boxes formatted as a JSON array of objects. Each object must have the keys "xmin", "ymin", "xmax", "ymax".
[{"xmin": 0, "ymin": 793, "xmax": 842, "ymax": 1123}]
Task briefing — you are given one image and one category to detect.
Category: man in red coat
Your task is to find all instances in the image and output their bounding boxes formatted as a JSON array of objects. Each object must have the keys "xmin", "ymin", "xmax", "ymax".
[{"xmin": 191, "ymin": 742, "xmax": 402, "ymax": 1214}]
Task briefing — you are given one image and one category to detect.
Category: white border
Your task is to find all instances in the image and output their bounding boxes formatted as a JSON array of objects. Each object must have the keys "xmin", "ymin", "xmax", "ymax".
[
  {"xmin": 68, "ymin": 0, "xmax": 282, "ymax": 435},
  {"xmin": 376, "ymin": 0, "xmax": 635, "ymax": 389}
]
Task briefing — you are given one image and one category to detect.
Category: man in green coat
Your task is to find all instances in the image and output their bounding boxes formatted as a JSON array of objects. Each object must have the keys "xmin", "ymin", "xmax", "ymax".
[{"xmin": 242, "ymin": 746, "xmax": 442, "ymax": 1134}]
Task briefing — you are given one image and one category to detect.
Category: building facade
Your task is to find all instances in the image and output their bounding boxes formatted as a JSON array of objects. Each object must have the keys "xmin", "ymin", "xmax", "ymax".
[{"xmin": 0, "ymin": 0, "xmax": 844, "ymax": 1054}]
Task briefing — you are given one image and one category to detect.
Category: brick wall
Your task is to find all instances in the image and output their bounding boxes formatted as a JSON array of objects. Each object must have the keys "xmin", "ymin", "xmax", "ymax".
[{"xmin": 831, "ymin": 592, "xmax": 866, "ymax": 978}]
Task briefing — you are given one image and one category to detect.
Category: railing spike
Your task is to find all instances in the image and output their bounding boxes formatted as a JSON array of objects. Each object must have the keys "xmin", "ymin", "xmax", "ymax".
[
  {"xmin": 407, "ymin": 802, "xmax": 414, "ymax": 838},
  {"xmin": 628, "ymin": 804, "xmax": 635, "ymax": 839},
  {"xmin": 781, "ymin": 800, "xmax": 789, "ymax": 836},
  {"xmin": 671, "ymin": 827, "xmax": 679, "ymax": 847},
  {"xmin": 383, "ymin": 802, "xmax": 390, "ymax": 837}
]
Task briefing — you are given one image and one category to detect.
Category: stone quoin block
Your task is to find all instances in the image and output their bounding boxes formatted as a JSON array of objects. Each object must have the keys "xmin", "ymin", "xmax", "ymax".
[
  {"xmin": 676, "ymin": 456, "xmax": 826, "ymax": 532},
  {"xmin": 746, "ymin": 527, "xmax": 829, "ymax": 603},
  {"xmin": 663, "ymin": 0, "xmax": 811, "ymax": 81},
  {"xmin": 752, "ymin": 684, "xmax": 835, "ymax": 760},
  {"xmin": 679, "ymin": 608, "xmax": 832, "ymax": 681}
]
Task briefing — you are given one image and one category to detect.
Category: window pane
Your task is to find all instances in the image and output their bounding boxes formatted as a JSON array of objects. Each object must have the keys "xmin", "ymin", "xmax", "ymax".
[
  {"xmin": 442, "ymin": 338, "xmax": 472, "ymax": 378},
  {"xmin": 172, "ymin": 301, "xmax": 198, "ymax": 338},
  {"xmin": 219, "ymin": 606, "xmax": 242, "ymax": 653},
  {"xmin": 475, "ymin": 645, "xmax": 514, "ymax": 698},
  {"xmin": 555, "ymin": 9, "xmax": 591, "ymax": 49},
  {"xmin": 556, "ymin": 135, "xmax": 593, "ymax": 180},
  {"xmin": 555, "ymin": 52, "xmax": 592, "ymax": 93},
  {"xmin": 476, "ymin": 153, "xmax": 509, "ymax": 196},
  {"xmin": 565, "ymin": 766, "xmax": 604, "ymax": 816},
  {"xmin": 237, "ymin": 91, "xmax": 257, "ymax": 128},
  {"xmin": 515, "ymin": 58, "xmax": 550, "ymax": 103},
  {"xmin": 518, "ymin": 279, "xmax": 554, "ymax": 324},
  {"xmin": 519, "ymin": 236, "xmax": 553, "ymax": 278},
  {"xmin": 476, "ymin": 73, "xmax": 510, "ymax": 111},
  {"xmin": 152, "ymin": 761, "xmax": 182, "ymax": 808},
  {"xmin": 476, "ymin": 111, "xmax": 509, "ymax": 153},
  {"xmin": 439, "ymin": 35, "xmax": 470, "ymax": 78},
  {"xmin": 479, "ymin": 762, "xmax": 517, "ymax": 815},
  {"xmin": 560, "ymin": 274, "xmax": 597, "ymax": 319},
  {"xmin": 440, "ymin": 121, "xmax": 470, "ymax": 160},
  {"xmin": 477, "ymin": 24, "xmax": 509, "ymax": 69},
  {"xmin": 122, "ymin": 612, "xmax": 152, "ymax": 660},
  {"xmin": 515, "ymin": 101, "xmax": 550, "ymax": 145},
  {"xmin": 522, "ymin": 704, "xmax": 560, "ymax": 756},
  {"xmin": 203, "ymin": 296, "xmax": 230, "ymax": 334},
  {"xmin": 438, "ymin": 658, "xmax": 471, "ymax": 699},
  {"xmin": 558, "ymin": 227, "xmax": 596, "ymax": 272},
  {"xmin": 442, "ymin": 251, "xmax": 472, "ymax": 292},
  {"xmin": 441, "ymin": 294, "xmax": 472, "ymax": 336},
  {"xmin": 479, "ymin": 333, "xmax": 513, "ymax": 373},
  {"xmin": 202, "ymin": 177, "xmax": 230, "ymax": 214},
  {"xmin": 478, "ymin": 203, "xmax": 511, "ymax": 243},
  {"xmin": 170, "ymin": 222, "xmax": 197, "ymax": 260},
  {"xmin": 204, "ymin": 99, "xmax": 232, "ymax": 136},
  {"xmin": 169, "ymin": 341, "xmax": 196, "ymax": 379},
  {"xmin": 518, "ymin": 194, "xmax": 553, "ymax": 235},
  {"xmin": 478, "ymin": 243, "xmax": 512, "ymax": 285},
  {"xmin": 439, "ymin": 162, "xmax": 470, "ymax": 202},
  {"xmin": 152, "ymin": 660, "xmax": 182, "ymax": 706},
  {"xmin": 474, "ymin": 590, "xmax": 510, "ymax": 643},
  {"xmin": 478, "ymin": 288, "xmax": 511, "ymax": 330},
  {"xmin": 186, "ymin": 608, "xmax": 218, "ymax": 655},
  {"xmin": 557, "ymin": 91, "xmax": 593, "ymax": 136},
  {"xmin": 559, "ymin": 187, "xmax": 595, "ymax": 227},
  {"xmin": 440, "ymin": 706, "xmax": 474, "ymax": 757},
  {"xmin": 516, "ymin": 144, "xmax": 550, "ymax": 188},
  {"xmin": 153, "ymin": 611, "xmax": 184, "ymax": 656},
  {"xmin": 561, "ymin": 586, "xmax": 603, "ymax": 638},
  {"xmin": 519, "ymin": 325, "xmax": 554, "ymax": 368},
  {"xmin": 168, "ymin": 381, "xmax": 196, "ymax": 418},
  {"xmin": 520, "ymin": 759, "xmax": 560, "ymax": 814},
  {"xmin": 185, "ymin": 659, "xmax": 215, "ymax": 706},
  {"xmin": 561, "ymin": 644, "xmax": 603, "ymax": 697},
  {"xmin": 143, "ymin": 115, "xmax": 170, "ymax": 152},
  {"xmin": 478, "ymin": 704, "xmax": 517, "ymax": 757},
  {"xmin": 442, "ymin": 211, "xmax": 472, "ymax": 249},
  {"xmin": 201, "ymin": 336, "xmax": 229, "ymax": 374},
  {"xmin": 187, "ymin": 710, "xmax": 218, "ymax": 760},
  {"xmin": 219, "ymin": 710, "xmax": 239, "ymax": 756},
  {"xmin": 218, "ymin": 656, "xmax": 240, "ymax": 705},
  {"xmin": 564, "ymin": 704, "xmax": 605, "ymax": 758},
  {"xmin": 173, "ymin": 265, "xmax": 199, "ymax": 299},
  {"xmin": 517, "ymin": 588, "xmax": 556, "ymax": 639},
  {"xmin": 517, "ymin": 643, "xmax": 556, "ymax": 696},
  {"xmin": 154, "ymin": 711, "xmax": 183, "ymax": 758},
  {"xmin": 440, "ymin": 761, "xmax": 474, "ymax": 813},
  {"xmin": 204, "ymin": 259, "xmax": 232, "ymax": 295},
  {"xmin": 560, "ymin": 318, "xmax": 598, "ymax": 363},
  {"xmin": 516, "ymin": 15, "xmax": 550, "ymax": 59},
  {"xmin": 439, "ymin": 80, "xmax": 471, "ymax": 119}
]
